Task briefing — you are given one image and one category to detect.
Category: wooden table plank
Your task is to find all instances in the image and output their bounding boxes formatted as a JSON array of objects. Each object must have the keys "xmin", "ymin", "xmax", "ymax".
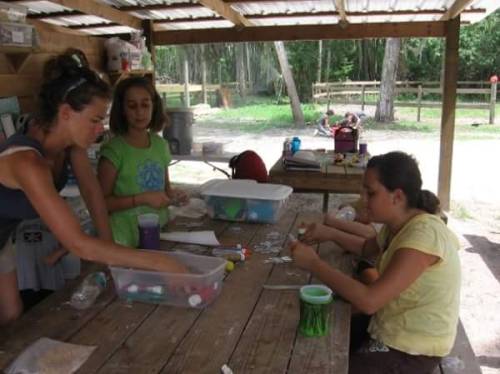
[
  {"xmin": 96, "ymin": 217, "xmax": 274, "ymax": 373},
  {"xmin": 0, "ymin": 262, "xmax": 116, "ymax": 370},
  {"xmin": 159, "ymin": 212, "xmax": 298, "ymax": 374},
  {"xmin": 227, "ymin": 212, "xmax": 319, "ymax": 373},
  {"xmin": 81, "ymin": 216, "xmax": 231, "ymax": 374},
  {"xmin": 288, "ymin": 242, "xmax": 352, "ymax": 374}
]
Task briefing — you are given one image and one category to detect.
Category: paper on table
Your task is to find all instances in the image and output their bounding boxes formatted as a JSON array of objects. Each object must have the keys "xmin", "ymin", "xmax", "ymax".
[{"xmin": 160, "ymin": 231, "xmax": 220, "ymax": 246}]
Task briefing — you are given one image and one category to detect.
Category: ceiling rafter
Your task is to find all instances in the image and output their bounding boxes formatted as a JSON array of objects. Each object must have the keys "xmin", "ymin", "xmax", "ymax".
[
  {"xmin": 153, "ymin": 21, "xmax": 446, "ymax": 45},
  {"xmin": 45, "ymin": 0, "xmax": 142, "ymax": 29},
  {"xmin": 441, "ymin": 0, "xmax": 475, "ymax": 20},
  {"xmin": 334, "ymin": 0, "xmax": 348, "ymax": 24},
  {"xmin": 197, "ymin": 0, "xmax": 253, "ymax": 27}
]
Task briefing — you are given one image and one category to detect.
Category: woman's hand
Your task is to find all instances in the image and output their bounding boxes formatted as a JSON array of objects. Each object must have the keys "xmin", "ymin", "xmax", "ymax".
[
  {"xmin": 302, "ymin": 222, "xmax": 332, "ymax": 244},
  {"xmin": 167, "ymin": 188, "xmax": 189, "ymax": 206},
  {"xmin": 289, "ymin": 240, "xmax": 320, "ymax": 272},
  {"xmin": 136, "ymin": 191, "xmax": 170, "ymax": 209}
]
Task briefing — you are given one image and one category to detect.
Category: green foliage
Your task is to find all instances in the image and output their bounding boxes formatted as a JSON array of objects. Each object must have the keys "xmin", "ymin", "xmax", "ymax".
[{"xmin": 154, "ymin": 10, "xmax": 499, "ymax": 101}]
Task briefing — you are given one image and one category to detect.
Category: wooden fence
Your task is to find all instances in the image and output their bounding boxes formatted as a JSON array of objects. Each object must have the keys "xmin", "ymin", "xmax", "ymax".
[
  {"xmin": 312, "ymin": 80, "xmax": 497, "ymax": 124},
  {"xmin": 156, "ymin": 82, "xmax": 242, "ymax": 108}
]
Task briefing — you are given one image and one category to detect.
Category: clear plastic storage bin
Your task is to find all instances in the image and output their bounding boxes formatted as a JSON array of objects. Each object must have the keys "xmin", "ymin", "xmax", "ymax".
[
  {"xmin": 200, "ymin": 179, "xmax": 293, "ymax": 224},
  {"xmin": 0, "ymin": 2, "xmax": 27, "ymax": 23},
  {"xmin": 110, "ymin": 251, "xmax": 226, "ymax": 308},
  {"xmin": 0, "ymin": 22, "xmax": 34, "ymax": 47}
]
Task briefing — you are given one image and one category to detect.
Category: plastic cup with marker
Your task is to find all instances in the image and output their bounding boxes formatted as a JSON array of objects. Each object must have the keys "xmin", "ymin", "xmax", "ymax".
[{"xmin": 299, "ymin": 285, "xmax": 333, "ymax": 337}]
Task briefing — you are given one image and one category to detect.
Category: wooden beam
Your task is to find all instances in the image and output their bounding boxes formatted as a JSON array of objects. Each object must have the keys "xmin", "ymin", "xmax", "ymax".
[
  {"xmin": 440, "ymin": 0, "xmax": 475, "ymax": 20},
  {"xmin": 438, "ymin": 16, "xmax": 460, "ymax": 211},
  {"xmin": 197, "ymin": 0, "xmax": 253, "ymax": 27},
  {"xmin": 48, "ymin": 0, "xmax": 142, "ymax": 29},
  {"xmin": 154, "ymin": 22, "xmax": 446, "ymax": 45},
  {"xmin": 334, "ymin": 0, "xmax": 348, "ymax": 24}
]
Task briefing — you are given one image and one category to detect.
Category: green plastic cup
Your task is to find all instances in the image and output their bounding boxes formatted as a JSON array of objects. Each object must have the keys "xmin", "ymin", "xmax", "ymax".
[{"xmin": 299, "ymin": 285, "xmax": 333, "ymax": 337}]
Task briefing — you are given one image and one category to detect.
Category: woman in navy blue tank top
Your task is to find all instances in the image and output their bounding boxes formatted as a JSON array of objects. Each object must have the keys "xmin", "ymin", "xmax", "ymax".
[{"xmin": 0, "ymin": 52, "xmax": 187, "ymax": 325}]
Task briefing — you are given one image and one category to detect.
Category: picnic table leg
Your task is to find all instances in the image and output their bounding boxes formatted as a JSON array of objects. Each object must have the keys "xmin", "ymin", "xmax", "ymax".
[{"xmin": 323, "ymin": 192, "xmax": 329, "ymax": 213}]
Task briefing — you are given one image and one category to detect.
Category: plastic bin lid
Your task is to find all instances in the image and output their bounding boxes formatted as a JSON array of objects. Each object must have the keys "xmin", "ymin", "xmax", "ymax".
[{"xmin": 200, "ymin": 179, "xmax": 293, "ymax": 201}]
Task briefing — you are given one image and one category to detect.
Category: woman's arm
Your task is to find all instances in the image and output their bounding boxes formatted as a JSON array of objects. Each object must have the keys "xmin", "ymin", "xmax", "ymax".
[
  {"xmin": 70, "ymin": 146, "xmax": 112, "ymax": 241},
  {"xmin": 97, "ymin": 157, "xmax": 170, "ymax": 212},
  {"xmin": 290, "ymin": 241, "xmax": 438, "ymax": 314},
  {"xmin": 11, "ymin": 152, "xmax": 186, "ymax": 272},
  {"xmin": 302, "ymin": 222, "xmax": 380, "ymax": 257}
]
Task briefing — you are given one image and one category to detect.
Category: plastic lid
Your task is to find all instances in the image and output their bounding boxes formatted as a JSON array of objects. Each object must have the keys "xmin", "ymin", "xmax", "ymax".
[
  {"xmin": 200, "ymin": 179, "xmax": 293, "ymax": 201},
  {"xmin": 300, "ymin": 285, "xmax": 333, "ymax": 304},
  {"xmin": 138, "ymin": 213, "xmax": 159, "ymax": 227}
]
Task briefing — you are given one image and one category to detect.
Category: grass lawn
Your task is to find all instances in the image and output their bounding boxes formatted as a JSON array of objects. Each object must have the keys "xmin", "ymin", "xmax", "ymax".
[{"xmin": 195, "ymin": 96, "xmax": 500, "ymax": 139}]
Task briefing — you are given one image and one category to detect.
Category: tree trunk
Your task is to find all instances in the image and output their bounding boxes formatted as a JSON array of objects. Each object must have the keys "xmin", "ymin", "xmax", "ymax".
[
  {"xmin": 325, "ymin": 46, "xmax": 331, "ymax": 82},
  {"xmin": 375, "ymin": 38, "xmax": 401, "ymax": 122},
  {"xmin": 245, "ymin": 42, "xmax": 253, "ymax": 95},
  {"xmin": 274, "ymin": 41, "xmax": 304, "ymax": 127},
  {"xmin": 236, "ymin": 43, "xmax": 246, "ymax": 97},
  {"xmin": 317, "ymin": 40, "xmax": 323, "ymax": 83}
]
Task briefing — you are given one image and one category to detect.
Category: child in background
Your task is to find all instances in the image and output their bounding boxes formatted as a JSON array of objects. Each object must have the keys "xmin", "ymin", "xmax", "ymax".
[
  {"xmin": 290, "ymin": 151, "xmax": 461, "ymax": 374},
  {"xmin": 98, "ymin": 77, "xmax": 188, "ymax": 248}
]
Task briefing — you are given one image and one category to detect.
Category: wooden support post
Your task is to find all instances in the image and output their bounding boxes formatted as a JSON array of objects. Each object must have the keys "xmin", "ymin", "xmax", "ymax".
[
  {"xmin": 438, "ymin": 16, "xmax": 460, "ymax": 211},
  {"xmin": 183, "ymin": 54, "xmax": 190, "ymax": 108},
  {"xmin": 490, "ymin": 81, "xmax": 497, "ymax": 125},
  {"xmin": 142, "ymin": 20, "xmax": 156, "ymax": 76},
  {"xmin": 417, "ymin": 84, "xmax": 423, "ymax": 122},
  {"xmin": 361, "ymin": 85, "xmax": 366, "ymax": 111}
]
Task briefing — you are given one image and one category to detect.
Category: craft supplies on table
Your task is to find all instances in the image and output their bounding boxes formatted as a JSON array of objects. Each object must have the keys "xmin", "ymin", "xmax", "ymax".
[{"xmin": 110, "ymin": 251, "xmax": 225, "ymax": 308}]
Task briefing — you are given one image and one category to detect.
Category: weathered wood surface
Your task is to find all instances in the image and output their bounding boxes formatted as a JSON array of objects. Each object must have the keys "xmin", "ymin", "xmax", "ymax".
[
  {"xmin": 0, "ymin": 211, "xmax": 352, "ymax": 374},
  {"xmin": 269, "ymin": 154, "xmax": 364, "ymax": 194}
]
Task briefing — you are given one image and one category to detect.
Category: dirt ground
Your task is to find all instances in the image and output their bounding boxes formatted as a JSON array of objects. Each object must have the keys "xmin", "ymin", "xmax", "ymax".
[{"xmin": 169, "ymin": 108, "xmax": 500, "ymax": 373}]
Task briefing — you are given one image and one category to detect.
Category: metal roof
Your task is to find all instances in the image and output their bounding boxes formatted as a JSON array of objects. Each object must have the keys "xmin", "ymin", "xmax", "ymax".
[{"xmin": 9, "ymin": 0, "xmax": 500, "ymax": 40}]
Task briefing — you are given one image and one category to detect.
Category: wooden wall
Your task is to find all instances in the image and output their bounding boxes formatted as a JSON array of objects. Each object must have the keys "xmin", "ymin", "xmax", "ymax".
[{"xmin": 0, "ymin": 21, "xmax": 106, "ymax": 114}]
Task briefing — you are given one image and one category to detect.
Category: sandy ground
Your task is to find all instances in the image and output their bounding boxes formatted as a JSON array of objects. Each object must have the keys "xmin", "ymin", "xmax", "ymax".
[{"xmin": 168, "ymin": 108, "xmax": 500, "ymax": 373}]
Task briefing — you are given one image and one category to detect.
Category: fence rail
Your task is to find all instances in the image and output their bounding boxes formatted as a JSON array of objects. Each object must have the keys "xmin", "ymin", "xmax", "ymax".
[{"xmin": 313, "ymin": 80, "xmax": 497, "ymax": 124}]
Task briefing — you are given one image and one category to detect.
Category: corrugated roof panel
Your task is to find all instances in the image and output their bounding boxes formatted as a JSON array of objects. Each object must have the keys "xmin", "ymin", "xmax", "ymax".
[
  {"xmin": 17, "ymin": 0, "xmax": 72, "ymax": 15},
  {"xmin": 231, "ymin": 1, "xmax": 335, "ymax": 15},
  {"xmin": 130, "ymin": 7, "xmax": 216, "ymax": 20},
  {"xmin": 252, "ymin": 15, "xmax": 338, "ymax": 26},
  {"xmin": 155, "ymin": 19, "xmax": 234, "ymax": 30},
  {"xmin": 81, "ymin": 25, "xmax": 136, "ymax": 35},
  {"xmin": 50, "ymin": 15, "xmax": 113, "ymax": 26}
]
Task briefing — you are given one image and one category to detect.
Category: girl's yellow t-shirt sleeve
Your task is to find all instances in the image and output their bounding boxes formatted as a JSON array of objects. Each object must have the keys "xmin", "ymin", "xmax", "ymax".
[
  {"xmin": 395, "ymin": 217, "xmax": 447, "ymax": 259},
  {"xmin": 99, "ymin": 139, "xmax": 122, "ymax": 170}
]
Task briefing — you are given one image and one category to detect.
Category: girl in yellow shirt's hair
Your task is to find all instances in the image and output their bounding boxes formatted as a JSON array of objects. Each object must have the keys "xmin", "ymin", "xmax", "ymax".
[{"xmin": 290, "ymin": 151, "xmax": 461, "ymax": 374}]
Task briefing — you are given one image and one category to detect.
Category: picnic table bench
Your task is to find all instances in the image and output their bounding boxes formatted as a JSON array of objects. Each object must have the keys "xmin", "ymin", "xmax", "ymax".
[
  {"xmin": 434, "ymin": 320, "xmax": 482, "ymax": 374},
  {"xmin": 0, "ymin": 210, "xmax": 353, "ymax": 373}
]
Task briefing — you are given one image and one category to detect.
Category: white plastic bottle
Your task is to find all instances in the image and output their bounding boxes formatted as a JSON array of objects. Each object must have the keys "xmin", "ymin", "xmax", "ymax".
[
  {"xmin": 335, "ymin": 206, "xmax": 356, "ymax": 221},
  {"xmin": 70, "ymin": 272, "xmax": 107, "ymax": 310}
]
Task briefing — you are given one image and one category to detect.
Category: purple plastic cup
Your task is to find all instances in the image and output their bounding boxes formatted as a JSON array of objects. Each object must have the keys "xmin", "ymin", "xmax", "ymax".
[
  {"xmin": 138, "ymin": 213, "xmax": 160, "ymax": 250},
  {"xmin": 359, "ymin": 143, "xmax": 368, "ymax": 155}
]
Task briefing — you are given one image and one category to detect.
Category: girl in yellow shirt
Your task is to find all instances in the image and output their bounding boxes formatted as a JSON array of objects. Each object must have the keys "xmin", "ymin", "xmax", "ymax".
[{"xmin": 290, "ymin": 151, "xmax": 461, "ymax": 374}]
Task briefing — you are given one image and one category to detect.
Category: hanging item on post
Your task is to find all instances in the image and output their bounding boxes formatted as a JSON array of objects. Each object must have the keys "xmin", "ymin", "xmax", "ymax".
[{"xmin": 229, "ymin": 150, "xmax": 268, "ymax": 183}]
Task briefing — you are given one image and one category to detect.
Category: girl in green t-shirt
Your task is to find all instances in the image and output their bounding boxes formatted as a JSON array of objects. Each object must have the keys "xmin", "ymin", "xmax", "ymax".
[
  {"xmin": 289, "ymin": 151, "xmax": 461, "ymax": 374},
  {"xmin": 98, "ymin": 77, "xmax": 188, "ymax": 248}
]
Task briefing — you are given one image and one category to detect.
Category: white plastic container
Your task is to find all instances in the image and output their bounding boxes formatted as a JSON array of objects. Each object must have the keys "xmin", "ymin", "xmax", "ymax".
[
  {"xmin": 109, "ymin": 251, "xmax": 226, "ymax": 308},
  {"xmin": 200, "ymin": 179, "xmax": 293, "ymax": 224},
  {"xmin": 0, "ymin": 21, "xmax": 34, "ymax": 47}
]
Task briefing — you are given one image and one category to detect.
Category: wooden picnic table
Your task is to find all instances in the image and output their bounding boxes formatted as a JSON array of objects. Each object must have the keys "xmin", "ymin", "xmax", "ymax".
[
  {"xmin": 0, "ymin": 210, "xmax": 352, "ymax": 374},
  {"xmin": 268, "ymin": 151, "xmax": 364, "ymax": 212}
]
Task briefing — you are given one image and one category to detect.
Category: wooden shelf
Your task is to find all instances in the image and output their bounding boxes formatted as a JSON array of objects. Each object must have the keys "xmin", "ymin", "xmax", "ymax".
[
  {"xmin": 0, "ymin": 46, "xmax": 38, "ymax": 73},
  {"xmin": 107, "ymin": 69, "xmax": 154, "ymax": 85}
]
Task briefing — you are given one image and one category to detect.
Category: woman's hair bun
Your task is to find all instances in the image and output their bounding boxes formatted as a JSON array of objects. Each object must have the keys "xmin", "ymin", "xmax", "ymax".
[{"xmin": 43, "ymin": 49, "xmax": 89, "ymax": 83}]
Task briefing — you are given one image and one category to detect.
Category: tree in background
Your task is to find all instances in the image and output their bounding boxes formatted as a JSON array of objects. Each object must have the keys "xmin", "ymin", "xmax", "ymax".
[{"xmin": 375, "ymin": 38, "xmax": 401, "ymax": 122}]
